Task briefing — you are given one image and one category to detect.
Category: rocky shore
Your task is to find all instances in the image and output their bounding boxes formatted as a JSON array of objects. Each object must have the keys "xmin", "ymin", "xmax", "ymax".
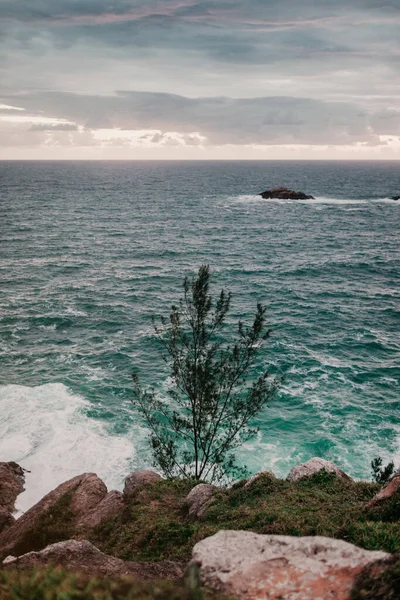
[{"xmin": 0, "ymin": 458, "xmax": 399, "ymax": 599}]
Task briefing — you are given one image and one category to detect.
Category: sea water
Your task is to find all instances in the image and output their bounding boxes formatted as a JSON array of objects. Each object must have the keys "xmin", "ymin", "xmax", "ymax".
[{"xmin": 0, "ymin": 160, "xmax": 399, "ymax": 512}]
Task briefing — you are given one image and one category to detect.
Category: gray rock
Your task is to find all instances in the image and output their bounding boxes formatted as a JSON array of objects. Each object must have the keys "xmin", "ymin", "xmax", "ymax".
[
  {"xmin": 3, "ymin": 539, "xmax": 183, "ymax": 580},
  {"xmin": 287, "ymin": 457, "xmax": 352, "ymax": 483},
  {"xmin": 76, "ymin": 490, "xmax": 124, "ymax": 532},
  {"xmin": 244, "ymin": 471, "xmax": 275, "ymax": 489},
  {"xmin": 183, "ymin": 484, "xmax": 216, "ymax": 517},
  {"xmin": 123, "ymin": 471, "xmax": 162, "ymax": 497},
  {"xmin": 190, "ymin": 530, "xmax": 389, "ymax": 600}
]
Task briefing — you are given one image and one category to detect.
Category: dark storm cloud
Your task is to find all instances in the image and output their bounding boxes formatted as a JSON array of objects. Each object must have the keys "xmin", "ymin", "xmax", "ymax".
[{"xmin": 3, "ymin": 89, "xmax": 397, "ymax": 145}]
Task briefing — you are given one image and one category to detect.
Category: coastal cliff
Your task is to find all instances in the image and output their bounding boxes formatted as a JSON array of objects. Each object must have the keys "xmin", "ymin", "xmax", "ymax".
[{"xmin": 0, "ymin": 460, "xmax": 398, "ymax": 599}]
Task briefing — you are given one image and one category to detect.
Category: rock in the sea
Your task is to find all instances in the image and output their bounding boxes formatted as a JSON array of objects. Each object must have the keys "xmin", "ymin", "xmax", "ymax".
[
  {"xmin": 0, "ymin": 472, "xmax": 107, "ymax": 558},
  {"xmin": 244, "ymin": 471, "xmax": 275, "ymax": 489},
  {"xmin": 0, "ymin": 462, "xmax": 25, "ymax": 513},
  {"xmin": 123, "ymin": 471, "xmax": 162, "ymax": 497},
  {"xmin": 3, "ymin": 539, "xmax": 183, "ymax": 580},
  {"xmin": 391, "ymin": 195, "xmax": 400, "ymax": 200},
  {"xmin": 190, "ymin": 530, "xmax": 389, "ymax": 600},
  {"xmin": 259, "ymin": 187, "xmax": 314, "ymax": 200},
  {"xmin": 287, "ymin": 457, "xmax": 352, "ymax": 482},
  {"xmin": 76, "ymin": 490, "xmax": 124, "ymax": 532},
  {"xmin": 367, "ymin": 473, "xmax": 400, "ymax": 508},
  {"xmin": 183, "ymin": 484, "xmax": 216, "ymax": 517}
]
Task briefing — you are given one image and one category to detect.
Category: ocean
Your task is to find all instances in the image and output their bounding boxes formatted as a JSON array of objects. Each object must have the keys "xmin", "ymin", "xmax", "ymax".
[{"xmin": 0, "ymin": 160, "xmax": 399, "ymax": 512}]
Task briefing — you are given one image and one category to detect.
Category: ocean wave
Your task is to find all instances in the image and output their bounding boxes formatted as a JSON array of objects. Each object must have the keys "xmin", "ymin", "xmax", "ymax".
[
  {"xmin": 0, "ymin": 383, "xmax": 140, "ymax": 514},
  {"xmin": 227, "ymin": 195, "xmax": 400, "ymax": 205}
]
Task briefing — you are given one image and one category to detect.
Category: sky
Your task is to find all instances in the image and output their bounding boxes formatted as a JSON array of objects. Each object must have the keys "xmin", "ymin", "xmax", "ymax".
[{"xmin": 1, "ymin": 0, "xmax": 400, "ymax": 159}]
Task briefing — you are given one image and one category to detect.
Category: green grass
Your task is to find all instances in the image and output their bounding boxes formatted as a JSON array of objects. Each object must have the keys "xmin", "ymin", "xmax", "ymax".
[
  {"xmin": 89, "ymin": 472, "xmax": 400, "ymax": 563},
  {"xmin": 5, "ymin": 473, "xmax": 398, "ymax": 566},
  {"xmin": 0, "ymin": 568, "xmax": 228, "ymax": 600},
  {"xmin": 351, "ymin": 554, "xmax": 400, "ymax": 600}
]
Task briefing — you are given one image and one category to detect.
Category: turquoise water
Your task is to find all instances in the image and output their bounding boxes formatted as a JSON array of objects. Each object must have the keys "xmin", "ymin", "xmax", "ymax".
[{"xmin": 0, "ymin": 160, "xmax": 399, "ymax": 510}]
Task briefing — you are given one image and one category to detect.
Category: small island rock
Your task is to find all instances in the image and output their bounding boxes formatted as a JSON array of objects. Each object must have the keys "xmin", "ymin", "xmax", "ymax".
[{"xmin": 259, "ymin": 187, "xmax": 315, "ymax": 200}]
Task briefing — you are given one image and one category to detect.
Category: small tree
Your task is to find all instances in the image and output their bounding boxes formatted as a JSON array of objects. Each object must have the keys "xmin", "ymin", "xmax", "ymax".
[
  {"xmin": 371, "ymin": 457, "xmax": 395, "ymax": 485},
  {"xmin": 132, "ymin": 265, "xmax": 280, "ymax": 483}
]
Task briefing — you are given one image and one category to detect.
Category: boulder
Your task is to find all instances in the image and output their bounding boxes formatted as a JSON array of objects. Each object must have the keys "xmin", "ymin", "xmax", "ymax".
[
  {"xmin": 367, "ymin": 473, "xmax": 400, "ymax": 508},
  {"xmin": 259, "ymin": 187, "xmax": 314, "ymax": 200},
  {"xmin": 0, "ymin": 462, "xmax": 25, "ymax": 513},
  {"xmin": 76, "ymin": 490, "xmax": 124, "ymax": 532},
  {"xmin": 183, "ymin": 484, "xmax": 216, "ymax": 518},
  {"xmin": 123, "ymin": 471, "xmax": 162, "ymax": 497},
  {"xmin": 391, "ymin": 196, "xmax": 399, "ymax": 200},
  {"xmin": 3, "ymin": 539, "xmax": 183, "ymax": 580},
  {"xmin": 190, "ymin": 531, "xmax": 389, "ymax": 600},
  {"xmin": 287, "ymin": 457, "xmax": 352, "ymax": 483},
  {"xmin": 0, "ymin": 508, "xmax": 14, "ymax": 535},
  {"xmin": 244, "ymin": 471, "xmax": 276, "ymax": 489},
  {"xmin": 0, "ymin": 473, "xmax": 107, "ymax": 558}
]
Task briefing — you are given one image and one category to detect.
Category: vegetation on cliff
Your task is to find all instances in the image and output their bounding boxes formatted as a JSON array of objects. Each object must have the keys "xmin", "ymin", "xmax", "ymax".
[
  {"xmin": 0, "ymin": 568, "xmax": 227, "ymax": 600},
  {"xmin": 88, "ymin": 473, "xmax": 400, "ymax": 563}
]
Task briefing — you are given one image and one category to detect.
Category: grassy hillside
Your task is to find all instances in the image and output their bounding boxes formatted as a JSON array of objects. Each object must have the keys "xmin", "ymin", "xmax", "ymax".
[{"xmin": 89, "ymin": 472, "xmax": 400, "ymax": 562}]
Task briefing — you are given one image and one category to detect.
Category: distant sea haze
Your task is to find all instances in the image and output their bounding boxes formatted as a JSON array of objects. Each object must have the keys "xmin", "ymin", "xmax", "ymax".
[{"xmin": 0, "ymin": 160, "xmax": 399, "ymax": 511}]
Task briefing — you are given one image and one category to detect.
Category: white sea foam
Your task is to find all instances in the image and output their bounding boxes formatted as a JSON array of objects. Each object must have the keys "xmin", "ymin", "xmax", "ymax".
[
  {"xmin": 229, "ymin": 195, "xmax": 400, "ymax": 205},
  {"xmin": 0, "ymin": 383, "xmax": 139, "ymax": 514}
]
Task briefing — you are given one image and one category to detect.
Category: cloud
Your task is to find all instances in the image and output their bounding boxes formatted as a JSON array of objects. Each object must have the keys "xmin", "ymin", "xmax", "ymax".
[
  {"xmin": 1, "ymin": 1, "xmax": 400, "ymax": 156},
  {"xmin": 2, "ymin": 90, "xmax": 397, "ymax": 147},
  {"xmin": 29, "ymin": 122, "xmax": 78, "ymax": 131}
]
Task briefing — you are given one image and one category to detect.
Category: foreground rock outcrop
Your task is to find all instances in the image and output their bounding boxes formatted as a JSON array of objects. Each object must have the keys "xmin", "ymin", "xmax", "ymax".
[
  {"xmin": 190, "ymin": 531, "xmax": 389, "ymax": 600},
  {"xmin": 0, "ymin": 462, "xmax": 25, "ymax": 514},
  {"xmin": 287, "ymin": 457, "xmax": 352, "ymax": 482},
  {"xmin": 3, "ymin": 539, "xmax": 183, "ymax": 580},
  {"xmin": 259, "ymin": 187, "xmax": 315, "ymax": 200},
  {"xmin": 0, "ymin": 462, "xmax": 26, "ymax": 535},
  {"xmin": 0, "ymin": 472, "xmax": 107, "ymax": 558}
]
